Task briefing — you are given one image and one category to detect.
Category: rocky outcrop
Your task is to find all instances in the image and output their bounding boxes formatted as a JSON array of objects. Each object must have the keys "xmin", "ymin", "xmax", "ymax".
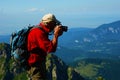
[
  {"xmin": 0, "ymin": 43, "xmax": 14, "ymax": 80},
  {"xmin": 46, "ymin": 54, "xmax": 84, "ymax": 80}
]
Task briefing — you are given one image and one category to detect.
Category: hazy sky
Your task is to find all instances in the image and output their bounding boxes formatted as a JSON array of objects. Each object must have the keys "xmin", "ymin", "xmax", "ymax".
[{"xmin": 0, "ymin": 0, "xmax": 120, "ymax": 35}]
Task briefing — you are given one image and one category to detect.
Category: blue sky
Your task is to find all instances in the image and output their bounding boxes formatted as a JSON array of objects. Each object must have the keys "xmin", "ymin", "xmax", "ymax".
[{"xmin": 0, "ymin": 0, "xmax": 120, "ymax": 35}]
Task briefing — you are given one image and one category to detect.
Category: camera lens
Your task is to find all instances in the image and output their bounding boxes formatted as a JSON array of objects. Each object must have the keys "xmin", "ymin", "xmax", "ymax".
[{"xmin": 62, "ymin": 26, "xmax": 68, "ymax": 32}]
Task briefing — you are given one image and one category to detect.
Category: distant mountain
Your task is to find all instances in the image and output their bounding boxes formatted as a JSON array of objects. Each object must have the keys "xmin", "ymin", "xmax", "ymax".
[
  {"xmin": 88, "ymin": 20, "xmax": 120, "ymax": 41},
  {"xmin": 59, "ymin": 27, "xmax": 93, "ymax": 47},
  {"xmin": 56, "ymin": 46, "xmax": 118, "ymax": 63},
  {"xmin": 57, "ymin": 20, "xmax": 120, "ymax": 62},
  {"xmin": 81, "ymin": 20, "xmax": 120, "ymax": 56}
]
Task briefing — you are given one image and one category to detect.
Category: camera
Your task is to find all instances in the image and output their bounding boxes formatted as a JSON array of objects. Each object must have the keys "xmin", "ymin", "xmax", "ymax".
[
  {"xmin": 61, "ymin": 26, "xmax": 68, "ymax": 32},
  {"xmin": 56, "ymin": 22, "xmax": 68, "ymax": 32}
]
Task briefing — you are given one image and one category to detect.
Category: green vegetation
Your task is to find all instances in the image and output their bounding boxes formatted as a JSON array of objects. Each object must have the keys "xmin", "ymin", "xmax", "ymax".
[
  {"xmin": 13, "ymin": 72, "xmax": 27, "ymax": 80},
  {"xmin": 97, "ymin": 76, "xmax": 105, "ymax": 80},
  {"xmin": 0, "ymin": 43, "xmax": 5, "ymax": 50},
  {"xmin": 67, "ymin": 67, "xmax": 73, "ymax": 80},
  {"xmin": 0, "ymin": 56, "xmax": 6, "ymax": 79},
  {"xmin": 76, "ymin": 62, "xmax": 102, "ymax": 80},
  {"xmin": 73, "ymin": 58, "xmax": 120, "ymax": 80}
]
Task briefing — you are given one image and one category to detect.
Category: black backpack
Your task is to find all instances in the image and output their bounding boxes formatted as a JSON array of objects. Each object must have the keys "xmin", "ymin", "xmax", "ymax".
[{"xmin": 10, "ymin": 26, "xmax": 34, "ymax": 69}]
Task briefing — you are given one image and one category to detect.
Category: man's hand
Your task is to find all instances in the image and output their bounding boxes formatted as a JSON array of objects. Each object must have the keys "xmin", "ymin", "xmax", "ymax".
[
  {"xmin": 54, "ymin": 25, "xmax": 63, "ymax": 37},
  {"xmin": 51, "ymin": 25, "xmax": 63, "ymax": 52}
]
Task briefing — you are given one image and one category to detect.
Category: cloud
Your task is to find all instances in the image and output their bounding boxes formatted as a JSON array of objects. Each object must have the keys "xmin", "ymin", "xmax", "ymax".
[
  {"xmin": 26, "ymin": 8, "xmax": 45, "ymax": 13},
  {"xmin": 39, "ymin": 8, "xmax": 45, "ymax": 12},
  {"xmin": 27, "ymin": 8, "xmax": 38, "ymax": 12}
]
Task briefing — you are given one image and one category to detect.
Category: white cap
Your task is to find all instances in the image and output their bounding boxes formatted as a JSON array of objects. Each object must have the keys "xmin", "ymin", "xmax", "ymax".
[{"xmin": 42, "ymin": 13, "xmax": 60, "ymax": 23}]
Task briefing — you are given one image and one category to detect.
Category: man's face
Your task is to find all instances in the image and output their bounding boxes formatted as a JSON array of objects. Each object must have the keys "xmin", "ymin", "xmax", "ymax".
[{"xmin": 47, "ymin": 21, "xmax": 56, "ymax": 32}]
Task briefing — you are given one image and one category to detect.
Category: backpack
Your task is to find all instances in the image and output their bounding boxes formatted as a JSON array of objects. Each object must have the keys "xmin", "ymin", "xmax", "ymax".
[{"xmin": 10, "ymin": 25, "xmax": 34, "ymax": 70}]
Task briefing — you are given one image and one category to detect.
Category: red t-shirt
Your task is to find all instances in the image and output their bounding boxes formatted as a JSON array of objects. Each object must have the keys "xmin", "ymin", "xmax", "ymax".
[{"xmin": 27, "ymin": 23, "xmax": 56, "ymax": 66}]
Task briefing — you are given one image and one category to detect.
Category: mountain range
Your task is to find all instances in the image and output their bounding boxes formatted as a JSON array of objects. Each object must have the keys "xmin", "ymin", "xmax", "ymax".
[{"xmin": 56, "ymin": 20, "xmax": 120, "ymax": 62}]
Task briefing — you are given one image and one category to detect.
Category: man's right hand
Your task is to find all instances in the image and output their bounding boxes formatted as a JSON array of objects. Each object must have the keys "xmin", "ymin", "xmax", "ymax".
[{"xmin": 54, "ymin": 25, "xmax": 63, "ymax": 37}]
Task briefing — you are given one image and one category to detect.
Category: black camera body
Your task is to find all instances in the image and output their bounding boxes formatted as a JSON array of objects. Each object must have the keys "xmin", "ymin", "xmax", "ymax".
[
  {"xmin": 61, "ymin": 26, "xmax": 68, "ymax": 32},
  {"xmin": 56, "ymin": 22, "xmax": 68, "ymax": 32}
]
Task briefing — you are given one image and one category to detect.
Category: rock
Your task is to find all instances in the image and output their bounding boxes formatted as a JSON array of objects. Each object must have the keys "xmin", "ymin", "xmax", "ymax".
[{"xmin": 45, "ymin": 54, "xmax": 84, "ymax": 80}]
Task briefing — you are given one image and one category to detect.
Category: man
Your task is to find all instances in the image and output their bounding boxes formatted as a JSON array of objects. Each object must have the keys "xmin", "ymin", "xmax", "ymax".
[{"xmin": 27, "ymin": 13, "xmax": 63, "ymax": 80}]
